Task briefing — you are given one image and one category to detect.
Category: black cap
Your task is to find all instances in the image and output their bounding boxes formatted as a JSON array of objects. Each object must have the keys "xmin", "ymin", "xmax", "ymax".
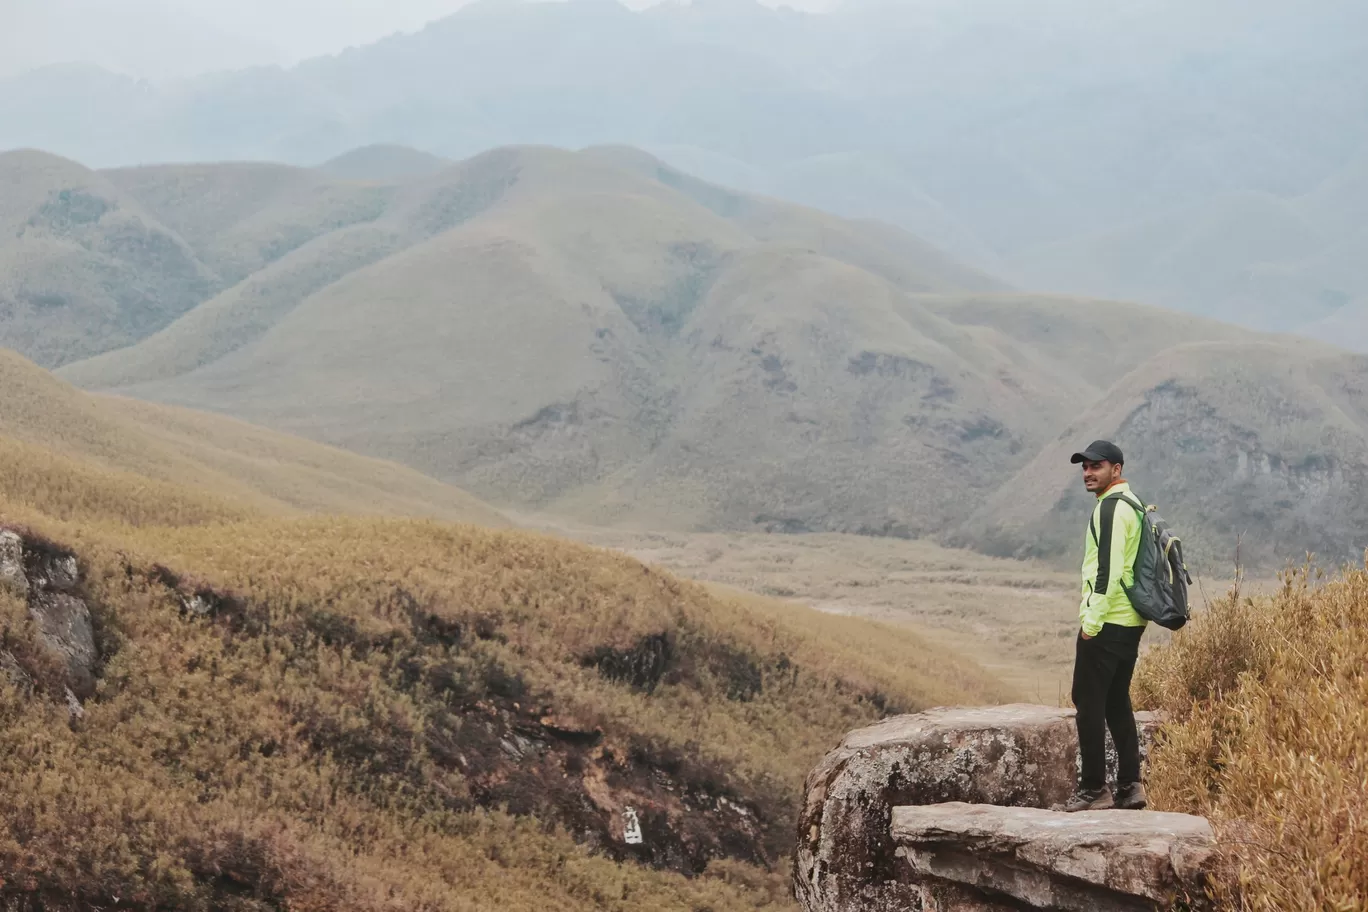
[{"xmin": 1070, "ymin": 440, "xmax": 1124, "ymax": 465}]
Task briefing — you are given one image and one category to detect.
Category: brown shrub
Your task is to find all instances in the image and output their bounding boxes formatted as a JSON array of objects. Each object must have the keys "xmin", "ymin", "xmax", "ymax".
[
  {"xmin": 0, "ymin": 508, "xmax": 1006, "ymax": 912},
  {"xmin": 1135, "ymin": 566, "xmax": 1368, "ymax": 910}
]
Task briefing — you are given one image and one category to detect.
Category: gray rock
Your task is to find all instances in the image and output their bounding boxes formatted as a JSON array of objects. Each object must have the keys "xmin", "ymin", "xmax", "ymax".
[
  {"xmin": 30, "ymin": 550, "xmax": 80, "ymax": 592},
  {"xmin": 181, "ymin": 593, "xmax": 216, "ymax": 617},
  {"xmin": 794, "ymin": 704, "xmax": 1164, "ymax": 912},
  {"xmin": 64, "ymin": 686, "xmax": 86, "ymax": 720},
  {"xmin": 0, "ymin": 529, "xmax": 27, "ymax": 597},
  {"xmin": 0, "ymin": 530, "xmax": 98, "ymax": 701},
  {"xmin": 0, "ymin": 649, "xmax": 34, "ymax": 697},
  {"xmin": 892, "ymin": 803, "xmax": 1215, "ymax": 911},
  {"xmin": 30, "ymin": 590, "xmax": 98, "ymax": 700}
]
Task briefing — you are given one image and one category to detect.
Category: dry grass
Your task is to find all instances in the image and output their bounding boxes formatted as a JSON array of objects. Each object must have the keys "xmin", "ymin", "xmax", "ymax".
[
  {"xmin": 520, "ymin": 516, "xmax": 1082, "ymax": 699},
  {"xmin": 0, "ymin": 511, "xmax": 1005, "ymax": 911},
  {"xmin": 0, "ymin": 434, "xmax": 253, "ymax": 527},
  {"xmin": 0, "ymin": 433, "xmax": 1007, "ymax": 912},
  {"xmin": 1135, "ymin": 566, "xmax": 1368, "ymax": 910},
  {"xmin": 0, "ymin": 347, "xmax": 508, "ymax": 528}
]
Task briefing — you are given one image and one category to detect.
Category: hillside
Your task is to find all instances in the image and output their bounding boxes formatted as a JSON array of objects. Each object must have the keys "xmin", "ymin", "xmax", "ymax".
[
  {"xmin": 0, "ymin": 359, "xmax": 1006, "ymax": 909},
  {"xmin": 317, "ymin": 144, "xmax": 452, "ymax": 182},
  {"xmin": 47, "ymin": 143, "xmax": 1368, "ymax": 566},
  {"xmin": 957, "ymin": 338, "xmax": 1368, "ymax": 569},
  {"xmin": 61, "ymin": 145, "xmax": 1065, "ymax": 540},
  {"xmin": 0, "ymin": 150, "xmax": 221, "ymax": 367},
  {"xmin": 0, "ymin": 347, "xmax": 508, "ymax": 528},
  {"xmin": 1135, "ymin": 567, "xmax": 1368, "ymax": 907}
]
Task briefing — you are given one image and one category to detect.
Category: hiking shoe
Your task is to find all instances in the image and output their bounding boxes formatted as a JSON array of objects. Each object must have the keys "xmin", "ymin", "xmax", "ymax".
[
  {"xmin": 1114, "ymin": 782, "xmax": 1149, "ymax": 810},
  {"xmin": 1053, "ymin": 787, "xmax": 1113, "ymax": 813}
]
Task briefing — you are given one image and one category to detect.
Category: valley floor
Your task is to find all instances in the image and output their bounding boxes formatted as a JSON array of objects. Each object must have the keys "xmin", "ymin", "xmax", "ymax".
[
  {"xmin": 516, "ymin": 517, "xmax": 1084, "ymax": 699},
  {"xmin": 520, "ymin": 517, "xmax": 1266, "ymax": 700}
]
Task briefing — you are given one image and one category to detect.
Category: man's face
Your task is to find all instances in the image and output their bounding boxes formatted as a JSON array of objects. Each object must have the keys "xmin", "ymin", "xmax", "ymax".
[{"xmin": 1082, "ymin": 459, "xmax": 1121, "ymax": 494}]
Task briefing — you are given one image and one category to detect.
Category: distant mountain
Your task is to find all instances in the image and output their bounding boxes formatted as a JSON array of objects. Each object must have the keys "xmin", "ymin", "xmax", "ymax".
[
  {"xmin": 1007, "ymin": 150, "xmax": 1368, "ymax": 335},
  {"xmin": 2, "ymin": 0, "xmax": 1365, "ymax": 341},
  {"xmin": 956, "ymin": 338, "xmax": 1368, "ymax": 569},
  {"xmin": 61, "ymin": 144, "xmax": 1030, "ymax": 540},
  {"xmin": 39, "ymin": 142, "xmax": 1368, "ymax": 568},
  {"xmin": 1006, "ymin": 191, "xmax": 1338, "ymax": 332},
  {"xmin": 0, "ymin": 0, "xmax": 282, "ymax": 80},
  {"xmin": 318, "ymin": 144, "xmax": 452, "ymax": 182}
]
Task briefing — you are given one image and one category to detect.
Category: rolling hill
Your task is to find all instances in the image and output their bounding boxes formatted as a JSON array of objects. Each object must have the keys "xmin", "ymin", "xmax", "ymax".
[
  {"xmin": 0, "ymin": 346, "xmax": 508, "ymax": 528},
  {"xmin": 317, "ymin": 144, "xmax": 453, "ymax": 182},
  {"xmin": 956, "ymin": 337, "xmax": 1368, "ymax": 569},
  {"xmin": 0, "ymin": 350, "xmax": 1005, "ymax": 912},
  {"xmin": 60, "ymin": 144, "xmax": 1065, "ymax": 540},
  {"xmin": 0, "ymin": 149, "xmax": 220, "ymax": 367},
  {"xmin": 44, "ymin": 143, "xmax": 1368, "ymax": 568}
]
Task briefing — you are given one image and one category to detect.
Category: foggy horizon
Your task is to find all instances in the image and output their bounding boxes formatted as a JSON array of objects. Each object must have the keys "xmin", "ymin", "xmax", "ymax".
[
  {"xmin": 3, "ymin": 0, "xmax": 843, "ymax": 81},
  {"xmin": 2, "ymin": 0, "xmax": 1365, "ymax": 342}
]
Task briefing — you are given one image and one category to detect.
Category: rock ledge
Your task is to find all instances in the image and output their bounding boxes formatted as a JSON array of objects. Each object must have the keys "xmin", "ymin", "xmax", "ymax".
[
  {"xmin": 793, "ymin": 704, "xmax": 1199, "ymax": 912},
  {"xmin": 893, "ymin": 802, "xmax": 1215, "ymax": 911}
]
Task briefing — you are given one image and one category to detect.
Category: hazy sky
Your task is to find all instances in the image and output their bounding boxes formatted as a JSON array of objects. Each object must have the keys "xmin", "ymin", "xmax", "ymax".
[{"xmin": 2, "ymin": 0, "xmax": 840, "ymax": 80}]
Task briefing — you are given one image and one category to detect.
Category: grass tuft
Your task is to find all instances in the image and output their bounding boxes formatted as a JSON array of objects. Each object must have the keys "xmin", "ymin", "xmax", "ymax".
[{"xmin": 1135, "ymin": 564, "xmax": 1368, "ymax": 909}]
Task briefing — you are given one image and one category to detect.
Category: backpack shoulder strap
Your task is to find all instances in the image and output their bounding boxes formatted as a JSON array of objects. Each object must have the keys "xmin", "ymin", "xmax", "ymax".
[
  {"xmin": 1091, "ymin": 492, "xmax": 1144, "ymax": 540},
  {"xmin": 1089, "ymin": 492, "xmax": 1148, "ymax": 586},
  {"xmin": 1092, "ymin": 496, "xmax": 1120, "ymax": 594},
  {"xmin": 1111, "ymin": 492, "xmax": 1147, "ymax": 515}
]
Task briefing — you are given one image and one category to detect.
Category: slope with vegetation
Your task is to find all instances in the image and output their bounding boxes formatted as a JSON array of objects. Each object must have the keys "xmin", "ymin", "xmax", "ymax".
[
  {"xmin": 0, "ymin": 352, "xmax": 1006, "ymax": 911},
  {"xmin": 0, "ymin": 150, "xmax": 219, "ymax": 367},
  {"xmin": 0, "ymin": 347, "xmax": 507, "ymax": 528},
  {"xmin": 59, "ymin": 144, "xmax": 1075, "ymax": 542},
  {"xmin": 1136, "ymin": 566, "xmax": 1368, "ymax": 909},
  {"xmin": 36, "ymin": 143, "xmax": 1368, "ymax": 569},
  {"xmin": 957, "ymin": 337, "xmax": 1368, "ymax": 569},
  {"xmin": 317, "ymin": 144, "xmax": 452, "ymax": 182}
]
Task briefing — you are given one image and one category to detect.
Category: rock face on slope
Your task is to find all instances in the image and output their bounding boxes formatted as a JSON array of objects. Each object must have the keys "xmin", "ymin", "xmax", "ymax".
[
  {"xmin": 0, "ymin": 528, "xmax": 99, "ymax": 705},
  {"xmin": 793, "ymin": 704, "xmax": 1210, "ymax": 912}
]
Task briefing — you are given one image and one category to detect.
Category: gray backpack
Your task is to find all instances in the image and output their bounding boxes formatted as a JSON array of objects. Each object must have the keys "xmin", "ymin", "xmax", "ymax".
[{"xmin": 1091, "ymin": 492, "xmax": 1193, "ymax": 631}]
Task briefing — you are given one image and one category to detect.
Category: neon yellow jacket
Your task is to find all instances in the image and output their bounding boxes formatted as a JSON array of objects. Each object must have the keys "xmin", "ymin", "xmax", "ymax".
[{"xmin": 1079, "ymin": 481, "xmax": 1148, "ymax": 637}]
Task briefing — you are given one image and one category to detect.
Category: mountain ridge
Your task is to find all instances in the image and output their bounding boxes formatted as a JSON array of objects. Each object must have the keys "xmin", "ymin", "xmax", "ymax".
[
  {"xmin": 4, "ymin": 0, "xmax": 1363, "ymax": 347},
  {"xmin": 10, "ymin": 142, "xmax": 1365, "ymax": 569}
]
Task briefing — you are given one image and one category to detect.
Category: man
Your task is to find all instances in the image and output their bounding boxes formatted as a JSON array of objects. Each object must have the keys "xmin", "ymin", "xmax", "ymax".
[{"xmin": 1058, "ymin": 439, "xmax": 1149, "ymax": 813}]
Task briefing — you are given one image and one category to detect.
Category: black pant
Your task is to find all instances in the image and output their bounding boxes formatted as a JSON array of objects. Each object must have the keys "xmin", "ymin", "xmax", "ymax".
[{"xmin": 1072, "ymin": 623, "xmax": 1145, "ymax": 792}]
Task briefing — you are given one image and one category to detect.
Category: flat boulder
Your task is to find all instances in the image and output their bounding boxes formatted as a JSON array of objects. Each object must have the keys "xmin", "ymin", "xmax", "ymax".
[
  {"xmin": 892, "ymin": 803, "xmax": 1215, "ymax": 911},
  {"xmin": 794, "ymin": 704, "xmax": 1162, "ymax": 912}
]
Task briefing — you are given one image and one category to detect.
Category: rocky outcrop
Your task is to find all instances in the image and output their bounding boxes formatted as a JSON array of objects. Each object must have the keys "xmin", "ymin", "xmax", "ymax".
[
  {"xmin": 0, "ymin": 529, "xmax": 27, "ymax": 594},
  {"xmin": 893, "ymin": 803, "xmax": 1215, "ymax": 911},
  {"xmin": 794, "ymin": 704, "xmax": 1186, "ymax": 912},
  {"xmin": 0, "ymin": 528, "xmax": 98, "ymax": 705}
]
